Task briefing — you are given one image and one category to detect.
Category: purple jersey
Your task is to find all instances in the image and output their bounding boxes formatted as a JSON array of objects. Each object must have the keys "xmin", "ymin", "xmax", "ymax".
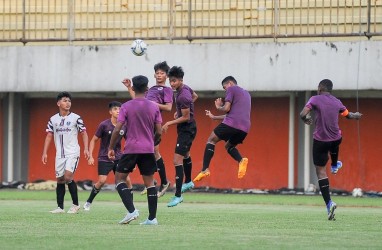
[
  {"xmin": 145, "ymin": 85, "xmax": 173, "ymax": 106},
  {"xmin": 175, "ymin": 84, "xmax": 194, "ymax": 123},
  {"xmin": 223, "ymin": 85, "xmax": 251, "ymax": 133},
  {"xmin": 305, "ymin": 93, "xmax": 347, "ymax": 141},
  {"xmin": 118, "ymin": 97, "xmax": 162, "ymax": 154},
  {"xmin": 95, "ymin": 119, "xmax": 127, "ymax": 162}
]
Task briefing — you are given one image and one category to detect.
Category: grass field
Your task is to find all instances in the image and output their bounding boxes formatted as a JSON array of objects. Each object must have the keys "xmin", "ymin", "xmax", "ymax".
[{"xmin": 1, "ymin": 190, "xmax": 382, "ymax": 250}]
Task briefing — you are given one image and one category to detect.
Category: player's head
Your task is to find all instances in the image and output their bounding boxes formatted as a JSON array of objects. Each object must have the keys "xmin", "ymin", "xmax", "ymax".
[
  {"xmin": 56, "ymin": 91, "xmax": 72, "ymax": 102},
  {"xmin": 168, "ymin": 66, "xmax": 184, "ymax": 90},
  {"xmin": 108, "ymin": 101, "xmax": 121, "ymax": 118},
  {"xmin": 56, "ymin": 91, "xmax": 72, "ymax": 111},
  {"xmin": 318, "ymin": 79, "xmax": 333, "ymax": 93},
  {"xmin": 221, "ymin": 76, "xmax": 237, "ymax": 90},
  {"xmin": 154, "ymin": 61, "xmax": 170, "ymax": 85},
  {"xmin": 132, "ymin": 75, "xmax": 149, "ymax": 94}
]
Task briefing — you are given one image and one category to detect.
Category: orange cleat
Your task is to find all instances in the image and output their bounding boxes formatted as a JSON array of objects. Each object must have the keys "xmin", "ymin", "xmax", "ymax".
[
  {"xmin": 193, "ymin": 169, "xmax": 211, "ymax": 182},
  {"xmin": 238, "ymin": 158, "xmax": 248, "ymax": 178}
]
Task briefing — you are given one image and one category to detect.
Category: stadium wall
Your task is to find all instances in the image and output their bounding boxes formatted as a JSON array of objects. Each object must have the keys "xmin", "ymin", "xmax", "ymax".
[{"xmin": 25, "ymin": 95, "xmax": 382, "ymax": 191}]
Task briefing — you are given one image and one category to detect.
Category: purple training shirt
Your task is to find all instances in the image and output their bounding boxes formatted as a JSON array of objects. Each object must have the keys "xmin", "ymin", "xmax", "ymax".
[
  {"xmin": 305, "ymin": 93, "xmax": 347, "ymax": 141},
  {"xmin": 223, "ymin": 85, "xmax": 251, "ymax": 133},
  {"xmin": 118, "ymin": 97, "xmax": 162, "ymax": 154}
]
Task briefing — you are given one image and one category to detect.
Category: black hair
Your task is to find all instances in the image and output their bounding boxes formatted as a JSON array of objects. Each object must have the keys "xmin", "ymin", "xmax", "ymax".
[
  {"xmin": 167, "ymin": 66, "xmax": 184, "ymax": 79},
  {"xmin": 132, "ymin": 75, "xmax": 149, "ymax": 93},
  {"xmin": 319, "ymin": 79, "xmax": 333, "ymax": 92},
  {"xmin": 56, "ymin": 91, "xmax": 72, "ymax": 102},
  {"xmin": 154, "ymin": 61, "xmax": 170, "ymax": 74},
  {"xmin": 221, "ymin": 76, "xmax": 237, "ymax": 86},
  {"xmin": 108, "ymin": 101, "xmax": 122, "ymax": 109}
]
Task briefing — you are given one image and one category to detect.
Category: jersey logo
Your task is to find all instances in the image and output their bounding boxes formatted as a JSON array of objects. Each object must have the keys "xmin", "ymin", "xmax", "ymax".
[
  {"xmin": 158, "ymin": 87, "xmax": 163, "ymax": 91},
  {"xmin": 119, "ymin": 130, "xmax": 125, "ymax": 136},
  {"xmin": 66, "ymin": 121, "xmax": 71, "ymax": 126}
]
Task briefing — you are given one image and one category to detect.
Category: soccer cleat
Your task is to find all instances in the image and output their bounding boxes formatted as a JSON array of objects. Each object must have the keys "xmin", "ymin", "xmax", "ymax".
[
  {"xmin": 238, "ymin": 158, "xmax": 248, "ymax": 178},
  {"xmin": 331, "ymin": 161, "xmax": 343, "ymax": 174},
  {"xmin": 50, "ymin": 207, "xmax": 65, "ymax": 214},
  {"xmin": 67, "ymin": 204, "xmax": 80, "ymax": 214},
  {"xmin": 181, "ymin": 181, "xmax": 194, "ymax": 193},
  {"xmin": 327, "ymin": 200, "xmax": 337, "ymax": 220},
  {"xmin": 140, "ymin": 218, "xmax": 158, "ymax": 225},
  {"xmin": 158, "ymin": 182, "xmax": 171, "ymax": 198},
  {"xmin": 167, "ymin": 196, "xmax": 183, "ymax": 207},
  {"xmin": 140, "ymin": 187, "xmax": 147, "ymax": 195},
  {"xmin": 193, "ymin": 169, "xmax": 211, "ymax": 182},
  {"xmin": 83, "ymin": 202, "xmax": 91, "ymax": 211},
  {"xmin": 119, "ymin": 209, "xmax": 139, "ymax": 224}
]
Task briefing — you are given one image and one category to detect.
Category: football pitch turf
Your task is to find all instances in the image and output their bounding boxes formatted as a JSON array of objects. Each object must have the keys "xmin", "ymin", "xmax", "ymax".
[{"xmin": 0, "ymin": 190, "xmax": 381, "ymax": 250}]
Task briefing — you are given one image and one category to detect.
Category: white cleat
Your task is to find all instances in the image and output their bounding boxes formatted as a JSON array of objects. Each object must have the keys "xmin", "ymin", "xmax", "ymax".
[{"xmin": 67, "ymin": 204, "xmax": 80, "ymax": 214}]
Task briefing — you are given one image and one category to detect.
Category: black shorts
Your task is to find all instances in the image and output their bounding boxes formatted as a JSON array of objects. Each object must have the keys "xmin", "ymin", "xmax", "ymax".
[
  {"xmin": 175, "ymin": 121, "xmax": 197, "ymax": 156},
  {"xmin": 312, "ymin": 138, "xmax": 342, "ymax": 166},
  {"xmin": 117, "ymin": 153, "xmax": 157, "ymax": 176},
  {"xmin": 98, "ymin": 161, "xmax": 118, "ymax": 176},
  {"xmin": 214, "ymin": 123, "xmax": 247, "ymax": 146}
]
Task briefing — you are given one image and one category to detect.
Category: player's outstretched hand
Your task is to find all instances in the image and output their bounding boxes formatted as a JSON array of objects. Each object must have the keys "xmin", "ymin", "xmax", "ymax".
[
  {"xmin": 205, "ymin": 110, "xmax": 214, "ymax": 119},
  {"xmin": 303, "ymin": 116, "xmax": 313, "ymax": 125},
  {"xmin": 354, "ymin": 112, "xmax": 363, "ymax": 120},
  {"xmin": 162, "ymin": 122, "xmax": 170, "ymax": 133},
  {"xmin": 214, "ymin": 98, "xmax": 223, "ymax": 110},
  {"xmin": 84, "ymin": 149, "xmax": 90, "ymax": 160},
  {"xmin": 122, "ymin": 78, "xmax": 132, "ymax": 88}
]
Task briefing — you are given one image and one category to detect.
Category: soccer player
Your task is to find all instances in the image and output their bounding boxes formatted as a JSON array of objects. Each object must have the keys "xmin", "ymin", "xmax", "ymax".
[
  {"xmin": 83, "ymin": 101, "xmax": 132, "ymax": 211},
  {"xmin": 300, "ymin": 79, "xmax": 362, "ymax": 220},
  {"xmin": 108, "ymin": 75, "xmax": 162, "ymax": 225},
  {"xmin": 123, "ymin": 61, "xmax": 173, "ymax": 198},
  {"xmin": 162, "ymin": 66, "xmax": 198, "ymax": 207},
  {"xmin": 193, "ymin": 76, "xmax": 251, "ymax": 182},
  {"xmin": 41, "ymin": 91, "xmax": 89, "ymax": 214}
]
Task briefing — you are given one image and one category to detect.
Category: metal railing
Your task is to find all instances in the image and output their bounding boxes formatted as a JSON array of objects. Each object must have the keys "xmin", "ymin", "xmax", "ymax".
[{"xmin": 0, "ymin": 0, "xmax": 381, "ymax": 43}]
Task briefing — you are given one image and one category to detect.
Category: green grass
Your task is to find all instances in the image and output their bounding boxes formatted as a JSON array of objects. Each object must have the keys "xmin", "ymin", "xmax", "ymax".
[{"xmin": 1, "ymin": 190, "xmax": 382, "ymax": 250}]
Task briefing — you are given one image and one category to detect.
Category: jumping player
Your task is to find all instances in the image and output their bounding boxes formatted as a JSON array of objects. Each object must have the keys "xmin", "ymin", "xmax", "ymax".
[
  {"xmin": 193, "ymin": 76, "xmax": 251, "ymax": 182},
  {"xmin": 109, "ymin": 75, "xmax": 162, "ymax": 225},
  {"xmin": 162, "ymin": 66, "xmax": 198, "ymax": 207},
  {"xmin": 300, "ymin": 79, "xmax": 362, "ymax": 220},
  {"xmin": 123, "ymin": 61, "xmax": 173, "ymax": 198},
  {"xmin": 83, "ymin": 101, "xmax": 132, "ymax": 211},
  {"xmin": 42, "ymin": 91, "xmax": 89, "ymax": 214}
]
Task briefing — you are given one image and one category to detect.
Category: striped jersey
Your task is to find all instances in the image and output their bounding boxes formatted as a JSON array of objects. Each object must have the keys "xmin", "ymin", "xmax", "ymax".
[{"xmin": 46, "ymin": 112, "xmax": 86, "ymax": 158}]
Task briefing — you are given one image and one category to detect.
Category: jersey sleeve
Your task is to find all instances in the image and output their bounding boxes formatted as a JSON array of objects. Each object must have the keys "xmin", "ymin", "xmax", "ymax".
[
  {"xmin": 224, "ymin": 87, "xmax": 234, "ymax": 103},
  {"xmin": 46, "ymin": 119, "xmax": 54, "ymax": 133},
  {"xmin": 94, "ymin": 122, "xmax": 104, "ymax": 138},
  {"xmin": 76, "ymin": 117, "xmax": 86, "ymax": 132},
  {"xmin": 305, "ymin": 97, "xmax": 315, "ymax": 110},
  {"xmin": 154, "ymin": 106, "xmax": 162, "ymax": 124}
]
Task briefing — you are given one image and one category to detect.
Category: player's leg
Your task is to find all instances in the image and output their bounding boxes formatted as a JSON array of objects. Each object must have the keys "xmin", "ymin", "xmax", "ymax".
[
  {"xmin": 139, "ymin": 154, "xmax": 158, "ymax": 225},
  {"xmin": 84, "ymin": 161, "xmax": 113, "ymax": 211},
  {"xmin": 50, "ymin": 158, "xmax": 66, "ymax": 213},
  {"xmin": 155, "ymin": 144, "xmax": 170, "ymax": 198},
  {"xmin": 224, "ymin": 128, "xmax": 248, "ymax": 178},
  {"xmin": 193, "ymin": 130, "xmax": 221, "ymax": 182},
  {"xmin": 167, "ymin": 153, "xmax": 185, "ymax": 207},
  {"xmin": 115, "ymin": 154, "xmax": 139, "ymax": 224},
  {"xmin": 181, "ymin": 152, "xmax": 194, "ymax": 193},
  {"xmin": 329, "ymin": 138, "xmax": 343, "ymax": 174},
  {"xmin": 313, "ymin": 139, "xmax": 337, "ymax": 220},
  {"xmin": 64, "ymin": 157, "xmax": 80, "ymax": 214}
]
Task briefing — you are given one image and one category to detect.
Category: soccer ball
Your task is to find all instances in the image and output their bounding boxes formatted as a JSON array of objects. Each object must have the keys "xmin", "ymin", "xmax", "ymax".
[
  {"xmin": 131, "ymin": 39, "xmax": 147, "ymax": 56},
  {"xmin": 352, "ymin": 188, "xmax": 363, "ymax": 197}
]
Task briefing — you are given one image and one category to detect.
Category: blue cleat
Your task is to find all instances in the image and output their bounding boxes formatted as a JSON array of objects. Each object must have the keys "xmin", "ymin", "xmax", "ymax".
[
  {"xmin": 167, "ymin": 196, "xmax": 183, "ymax": 207},
  {"xmin": 181, "ymin": 181, "xmax": 194, "ymax": 193},
  {"xmin": 140, "ymin": 218, "xmax": 158, "ymax": 225},
  {"xmin": 331, "ymin": 161, "xmax": 343, "ymax": 174},
  {"xmin": 327, "ymin": 200, "xmax": 337, "ymax": 220}
]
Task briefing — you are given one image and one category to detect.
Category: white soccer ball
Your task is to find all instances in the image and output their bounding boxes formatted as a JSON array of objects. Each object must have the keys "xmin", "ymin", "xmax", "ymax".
[
  {"xmin": 131, "ymin": 39, "xmax": 147, "ymax": 56},
  {"xmin": 352, "ymin": 188, "xmax": 363, "ymax": 197}
]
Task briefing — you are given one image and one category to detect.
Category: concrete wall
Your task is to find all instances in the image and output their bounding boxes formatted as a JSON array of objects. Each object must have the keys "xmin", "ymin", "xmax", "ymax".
[{"xmin": 1, "ymin": 40, "xmax": 381, "ymax": 92}]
